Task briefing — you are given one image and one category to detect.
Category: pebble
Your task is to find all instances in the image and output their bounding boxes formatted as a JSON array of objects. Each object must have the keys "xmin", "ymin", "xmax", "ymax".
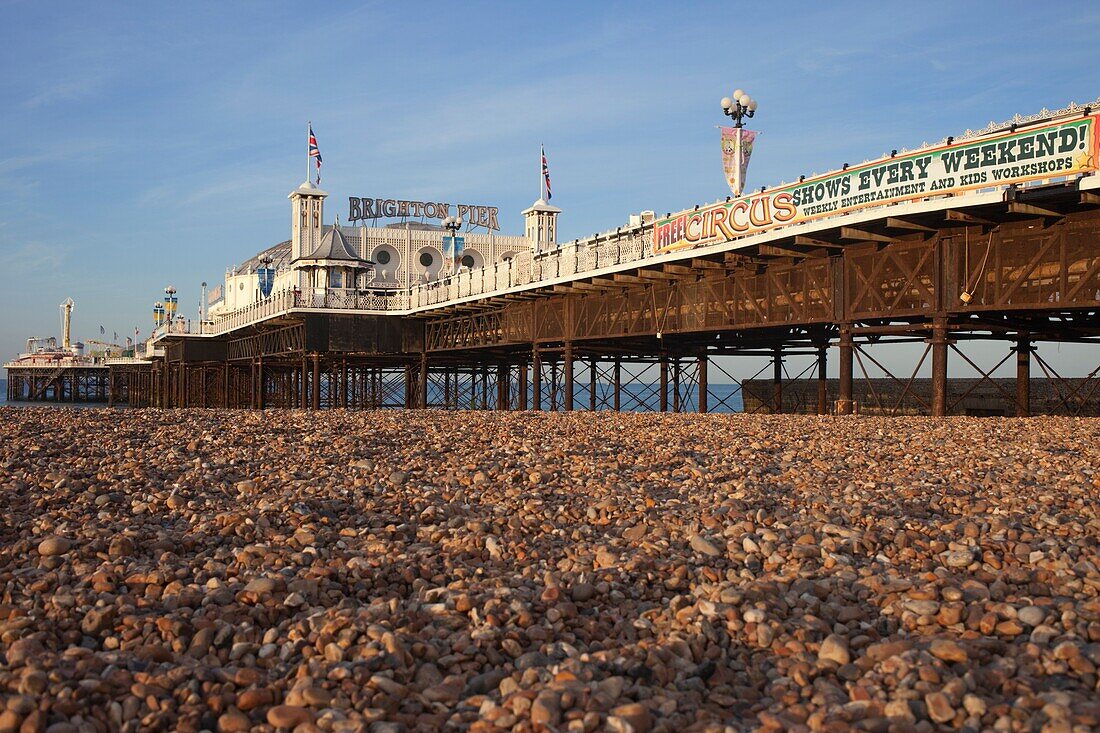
[
  {"xmin": 37, "ymin": 536, "xmax": 71, "ymax": 555},
  {"xmin": 925, "ymin": 691, "xmax": 955, "ymax": 723},
  {"xmin": 1018, "ymin": 605, "xmax": 1046, "ymax": 626},
  {"xmin": 0, "ymin": 409, "xmax": 1096, "ymax": 732},
  {"xmin": 267, "ymin": 705, "xmax": 312, "ymax": 728},
  {"xmin": 818, "ymin": 634, "xmax": 850, "ymax": 666},
  {"xmin": 929, "ymin": 639, "xmax": 968, "ymax": 663}
]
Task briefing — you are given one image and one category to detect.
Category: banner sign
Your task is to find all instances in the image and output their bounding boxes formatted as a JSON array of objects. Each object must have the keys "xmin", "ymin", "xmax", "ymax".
[
  {"xmin": 656, "ymin": 114, "xmax": 1098, "ymax": 254},
  {"xmin": 349, "ymin": 197, "xmax": 499, "ymax": 230},
  {"xmin": 207, "ymin": 284, "xmax": 223, "ymax": 304},
  {"xmin": 721, "ymin": 127, "xmax": 757, "ymax": 196},
  {"xmin": 443, "ymin": 235, "xmax": 465, "ymax": 273},
  {"xmin": 257, "ymin": 267, "xmax": 275, "ymax": 298}
]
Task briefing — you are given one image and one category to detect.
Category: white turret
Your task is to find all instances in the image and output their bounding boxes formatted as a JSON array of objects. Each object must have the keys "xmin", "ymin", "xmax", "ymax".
[
  {"xmin": 522, "ymin": 198, "xmax": 562, "ymax": 254},
  {"xmin": 289, "ymin": 180, "xmax": 328, "ymax": 261}
]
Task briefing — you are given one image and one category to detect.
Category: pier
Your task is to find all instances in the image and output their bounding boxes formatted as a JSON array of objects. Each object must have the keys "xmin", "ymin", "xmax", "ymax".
[{"xmin": 110, "ymin": 104, "xmax": 1100, "ymax": 416}]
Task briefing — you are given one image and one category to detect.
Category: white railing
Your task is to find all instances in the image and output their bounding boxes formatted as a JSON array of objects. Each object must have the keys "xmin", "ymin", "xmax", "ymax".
[{"xmin": 154, "ymin": 158, "xmax": 1098, "ymax": 340}]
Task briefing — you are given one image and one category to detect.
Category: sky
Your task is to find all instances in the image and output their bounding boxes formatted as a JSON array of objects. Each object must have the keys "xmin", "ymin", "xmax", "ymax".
[{"xmin": 1, "ymin": 0, "xmax": 1098, "ymax": 377}]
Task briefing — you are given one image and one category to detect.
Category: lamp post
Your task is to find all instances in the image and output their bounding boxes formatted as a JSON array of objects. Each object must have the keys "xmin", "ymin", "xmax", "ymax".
[{"xmin": 720, "ymin": 88, "xmax": 758, "ymax": 127}]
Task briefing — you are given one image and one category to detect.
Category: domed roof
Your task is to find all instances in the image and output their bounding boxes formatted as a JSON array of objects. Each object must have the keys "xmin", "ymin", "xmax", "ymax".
[{"xmin": 237, "ymin": 240, "xmax": 292, "ymax": 272}]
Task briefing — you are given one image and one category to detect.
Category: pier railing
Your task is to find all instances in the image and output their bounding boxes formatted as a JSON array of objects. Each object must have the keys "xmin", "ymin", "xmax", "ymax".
[{"xmin": 155, "ymin": 144, "xmax": 1100, "ymax": 341}]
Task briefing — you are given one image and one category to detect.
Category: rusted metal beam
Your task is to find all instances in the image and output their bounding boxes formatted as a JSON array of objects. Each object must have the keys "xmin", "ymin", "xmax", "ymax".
[
  {"xmin": 1008, "ymin": 201, "xmax": 1063, "ymax": 218},
  {"xmin": 885, "ymin": 216, "xmax": 938, "ymax": 233},
  {"xmin": 793, "ymin": 235, "xmax": 845, "ymax": 249},
  {"xmin": 946, "ymin": 209, "xmax": 996, "ymax": 225},
  {"xmin": 840, "ymin": 226, "xmax": 896, "ymax": 243}
]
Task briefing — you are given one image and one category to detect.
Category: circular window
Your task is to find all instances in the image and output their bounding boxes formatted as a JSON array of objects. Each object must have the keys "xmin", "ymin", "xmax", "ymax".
[
  {"xmin": 376, "ymin": 250, "xmax": 391, "ymax": 265},
  {"xmin": 461, "ymin": 255, "xmax": 475, "ymax": 268},
  {"xmin": 419, "ymin": 252, "xmax": 434, "ymax": 267}
]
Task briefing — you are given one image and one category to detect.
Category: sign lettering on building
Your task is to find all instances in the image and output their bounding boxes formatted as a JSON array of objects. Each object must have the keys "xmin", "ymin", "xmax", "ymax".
[
  {"xmin": 654, "ymin": 114, "xmax": 1099, "ymax": 254},
  {"xmin": 349, "ymin": 197, "xmax": 500, "ymax": 231}
]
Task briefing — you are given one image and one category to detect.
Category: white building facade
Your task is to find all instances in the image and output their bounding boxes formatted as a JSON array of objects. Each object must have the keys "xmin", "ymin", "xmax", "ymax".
[{"xmin": 210, "ymin": 181, "xmax": 556, "ymax": 317}]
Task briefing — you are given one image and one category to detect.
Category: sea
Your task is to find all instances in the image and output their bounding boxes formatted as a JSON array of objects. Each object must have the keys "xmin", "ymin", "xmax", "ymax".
[{"xmin": 0, "ymin": 378, "xmax": 744, "ymax": 411}]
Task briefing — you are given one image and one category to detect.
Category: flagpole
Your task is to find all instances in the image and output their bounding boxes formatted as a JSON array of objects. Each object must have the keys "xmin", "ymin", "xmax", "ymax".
[
  {"xmin": 307, "ymin": 122, "xmax": 311, "ymax": 184},
  {"xmin": 539, "ymin": 144, "xmax": 544, "ymax": 201}
]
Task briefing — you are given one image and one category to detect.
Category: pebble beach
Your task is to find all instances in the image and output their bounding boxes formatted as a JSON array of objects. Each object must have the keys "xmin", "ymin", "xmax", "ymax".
[{"xmin": 0, "ymin": 408, "xmax": 1098, "ymax": 733}]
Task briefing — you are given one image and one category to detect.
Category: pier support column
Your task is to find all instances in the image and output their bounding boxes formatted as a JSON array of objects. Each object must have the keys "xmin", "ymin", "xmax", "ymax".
[
  {"xmin": 419, "ymin": 353, "xmax": 429, "ymax": 409},
  {"xmin": 563, "ymin": 342, "xmax": 574, "ymax": 412},
  {"xmin": 816, "ymin": 344, "xmax": 828, "ymax": 415},
  {"xmin": 698, "ymin": 355, "xmax": 708, "ymax": 413},
  {"xmin": 312, "ymin": 354, "xmax": 321, "ymax": 410},
  {"xmin": 931, "ymin": 319, "xmax": 949, "ymax": 417},
  {"xmin": 257, "ymin": 358, "xmax": 265, "ymax": 409},
  {"xmin": 613, "ymin": 358, "xmax": 621, "ymax": 412},
  {"xmin": 838, "ymin": 325, "xmax": 854, "ymax": 415},
  {"xmin": 518, "ymin": 360, "xmax": 528, "ymax": 410},
  {"xmin": 1015, "ymin": 333, "xmax": 1032, "ymax": 417},
  {"xmin": 659, "ymin": 356, "xmax": 668, "ymax": 412},
  {"xmin": 772, "ymin": 348, "xmax": 783, "ymax": 414},
  {"xmin": 533, "ymin": 347, "xmax": 542, "ymax": 411},
  {"xmin": 341, "ymin": 359, "xmax": 348, "ymax": 409},
  {"xmin": 668, "ymin": 358, "xmax": 677, "ymax": 411},
  {"xmin": 497, "ymin": 363, "xmax": 509, "ymax": 411},
  {"xmin": 589, "ymin": 359, "xmax": 597, "ymax": 411}
]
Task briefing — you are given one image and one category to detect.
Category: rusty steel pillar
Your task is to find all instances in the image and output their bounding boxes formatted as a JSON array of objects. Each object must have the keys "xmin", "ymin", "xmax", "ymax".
[
  {"xmin": 698, "ymin": 355, "xmax": 708, "ymax": 413},
  {"xmin": 931, "ymin": 319, "xmax": 949, "ymax": 417},
  {"xmin": 312, "ymin": 354, "xmax": 321, "ymax": 410},
  {"xmin": 613, "ymin": 358, "xmax": 621, "ymax": 412},
  {"xmin": 659, "ymin": 356, "xmax": 669, "ymax": 412},
  {"xmin": 672, "ymin": 360, "xmax": 682, "ymax": 412},
  {"xmin": 419, "ymin": 353, "xmax": 429, "ymax": 409},
  {"xmin": 532, "ymin": 348, "xmax": 542, "ymax": 411},
  {"xmin": 816, "ymin": 345, "xmax": 828, "ymax": 415},
  {"xmin": 404, "ymin": 364, "xmax": 414, "ymax": 409},
  {"xmin": 772, "ymin": 348, "xmax": 783, "ymax": 414},
  {"xmin": 1016, "ymin": 333, "xmax": 1032, "ymax": 418},
  {"xmin": 563, "ymin": 342, "xmax": 574, "ymax": 411},
  {"xmin": 589, "ymin": 359, "xmax": 597, "ymax": 411},
  {"xmin": 300, "ymin": 357, "xmax": 308, "ymax": 409},
  {"xmin": 838, "ymin": 325, "xmax": 854, "ymax": 415},
  {"xmin": 257, "ymin": 358, "xmax": 265, "ymax": 409},
  {"xmin": 496, "ymin": 363, "xmax": 509, "ymax": 410},
  {"xmin": 518, "ymin": 360, "xmax": 528, "ymax": 410}
]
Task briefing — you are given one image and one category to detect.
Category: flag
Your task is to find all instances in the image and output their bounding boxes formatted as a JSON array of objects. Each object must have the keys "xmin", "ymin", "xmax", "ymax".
[
  {"xmin": 100, "ymin": 325, "xmax": 105, "ymax": 335},
  {"xmin": 308, "ymin": 123, "xmax": 322, "ymax": 184},
  {"xmin": 541, "ymin": 145, "xmax": 552, "ymax": 200},
  {"xmin": 721, "ymin": 126, "xmax": 758, "ymax": 197}
]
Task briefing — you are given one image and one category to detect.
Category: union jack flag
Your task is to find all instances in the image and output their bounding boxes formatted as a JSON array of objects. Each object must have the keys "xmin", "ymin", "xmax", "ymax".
[
  {"xmin": 541, "ymin": 145, "xmax": 552, "ymax": 200},
  {"xmin": 309, "ymin": 123, "xmax": 322, "ymax": 184}
]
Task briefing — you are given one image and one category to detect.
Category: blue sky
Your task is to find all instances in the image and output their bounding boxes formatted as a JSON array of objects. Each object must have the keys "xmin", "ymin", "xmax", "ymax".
[{"xmin": 1, "ymin": 1, "xmax": 1098, "ymax": 374}]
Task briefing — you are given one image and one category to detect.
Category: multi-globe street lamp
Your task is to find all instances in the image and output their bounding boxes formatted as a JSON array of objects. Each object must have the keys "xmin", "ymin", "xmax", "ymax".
[{"xmin": 720, "ymin": 89, "xmax": 758, "ymax": 127}]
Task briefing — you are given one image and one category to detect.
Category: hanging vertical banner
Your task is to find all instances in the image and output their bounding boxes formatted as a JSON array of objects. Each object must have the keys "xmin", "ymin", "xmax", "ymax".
[
  {"xmin": 722, "ymin": 126, "xmax": 758, "ymax": 196},
  {"xmin": 442, "ymin": 235, "xmax": 465, "ymax": 273},
  {"xmin": 257, "ymin": 267, "xmax": 275, "ymax": 298}
]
